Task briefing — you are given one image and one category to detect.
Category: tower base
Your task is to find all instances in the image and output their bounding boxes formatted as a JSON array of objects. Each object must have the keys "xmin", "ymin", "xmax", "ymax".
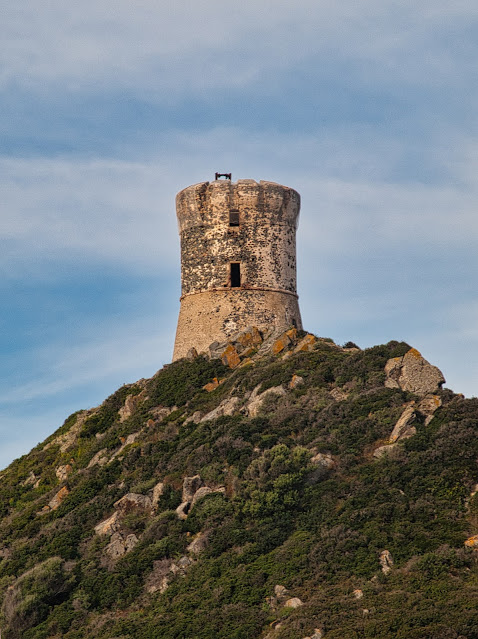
[{"xmin": 173, "ymin": 289, "xmax": 302, "ymax": 360}]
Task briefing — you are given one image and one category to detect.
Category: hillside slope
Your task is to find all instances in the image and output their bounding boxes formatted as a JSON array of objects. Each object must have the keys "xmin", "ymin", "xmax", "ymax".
[{"xmin": 0, "ymin": 330, "xmax": 477, "ymax": 639}]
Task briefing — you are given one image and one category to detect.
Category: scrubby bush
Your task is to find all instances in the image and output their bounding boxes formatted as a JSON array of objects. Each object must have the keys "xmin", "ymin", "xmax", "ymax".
[{"xmin": 1, "ymin": 557, "xmax": 75, "ymax": 638}]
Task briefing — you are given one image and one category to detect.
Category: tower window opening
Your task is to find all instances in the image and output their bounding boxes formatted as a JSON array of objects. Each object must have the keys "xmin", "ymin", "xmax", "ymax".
[
  {"xmin": 229, "ymin": 209, "xmax": 240, "ymax": 226},
  {"xmin": 230, "ymin": 263, "xmax": 241, "ymax": 287}
]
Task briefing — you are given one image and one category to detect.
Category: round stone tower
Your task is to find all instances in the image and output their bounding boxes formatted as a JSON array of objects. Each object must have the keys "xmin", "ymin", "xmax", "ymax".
[{"xmin": 173, "ymin": 178, "xmax": 302, "ymax": 360}]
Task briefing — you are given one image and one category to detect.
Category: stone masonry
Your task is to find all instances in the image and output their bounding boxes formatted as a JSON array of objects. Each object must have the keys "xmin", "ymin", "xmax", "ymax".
[{"xmin": 173, "ymin": 179, "xmax": 302, "ymax": 359}]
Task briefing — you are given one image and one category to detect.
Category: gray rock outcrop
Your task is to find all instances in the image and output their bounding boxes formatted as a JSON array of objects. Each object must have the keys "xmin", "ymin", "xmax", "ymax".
[
  {"xmin": 118, "ymin": 390, "xmax": 147, "ymax": 422},
  {"xmin": 385, "ymin": 348, "xmax": 445, "ymax": 396},
  {"xmin": 379, "ymin": 549, "xmax": 394, "ymax": 574},
  {"xmin": 309, "ymin": 452, "xmax": 336, "ymax": 481},
  {"xmin": 208, "ymin": 326, "xmax": 263, "ymax": 360},
  {"xmin": 152, "ymin": 481, "xmax": 165, "ymax": 509},
  {"xmin": 329, "ymin": 387, "xmax": 349, "ymax": 401},
  {"xmin": 182, "ymin": 475, "xmax": 204, "ymax": 502},
  {"xmin": 94, "ymin": 511, "xmax": 121, "ymax": 536},
  {"xmin": 175, "ymin": 501, "xmax": 190, "ymax": 520},
  {"xmin": 176, "ymin": 476, "xmax": 225, "ymax": 519},
  {"xmin": 267, "ymin": 584, "xmax": 303, "ymax": 611},
  {"xmin": 417, "ymin": 394, "xmax": 442, "ymax": 425},
  {"xmin": 303, "ymin": 631, "xmax": 323, "ymax": 639},
  {"xmin": 289, "ymin": 374, "xmax": 304, "ymax": 389},
  {"xmin": 55, "ymin": 464, "xmax": 73, "ymax": 482},
  {"xmin": 114, "ymin": 492, "xmax": 152, "ymax": 514},
  {"xmin": 95, "ymin": 491, "xmax": 152, "ymax": 554},
  {"xmin": 109, "ymin": 431, "xmax": 141, "ymax": 462},
  {"xmin": 373, "ymin": 443, "xmax": 396, "ymax": 458},
  {"xmin": 374, "ymin": 393, "xmax": 443, "ymax": 458},
  {"xmin": 284, "ymin": 597, "xmax": 303, "ymax": 608},
  {"xmin": 200, "ymin": 396, "xmax": 241, "ymax": 422},
  {"xmin": 191, "ymin": 486, "xmax": 213, "ymax": 508},
  {"xmin": 150, "ymin": 405, "xmax": 176, "ymax": 422},
  {"xmin": 105, "ymin": 532, "xmax": 139, "ymax": 559},
  {"xmin": 184, "ymin": 410, "xmax": 203, "ymax": 424},
  {"xmin": 44, "ymin": 408, "xmax": 97, "ymax": 453},
  {"xmin": 145, "ymin": 559, "xmax": 173, "ymax": 594},
  {"xmin": 87, "ymin": 448, "xmax": 108, "ymax": 468},
  {"xmin": 247, "ymin": 385, "xmax": 286, "ymax": 418},
  {"xmin": 266, "ymin": 584, "xmax": 288, "ymax": 610},
  {"xmin": 311, "ymin": 452, "xmax": 335, "ymax": 470},
  {"xmin": 186, "ymin": 531, "xmax": 209, "ymax": 555},
  {"xmin": 22, "ymin": 471, "xmax": 41, "ymax": 487},
  {"xmin": 389, "ymin": 403, "xmax": 417, "ymax": 443},
  {"xmin": 38, "ymin": 485, "xmax": 70, "ymax": 514}
]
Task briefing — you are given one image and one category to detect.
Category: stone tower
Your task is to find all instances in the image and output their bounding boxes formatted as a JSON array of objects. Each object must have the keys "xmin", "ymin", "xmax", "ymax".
[{"xmin": 173, "ymin": 178, "xmax": 302, "ymax": 360}]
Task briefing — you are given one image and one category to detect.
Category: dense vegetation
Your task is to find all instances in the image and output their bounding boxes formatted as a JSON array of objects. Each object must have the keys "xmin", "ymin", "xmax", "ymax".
[{"xmin": 0, "ymin": 337, "xmax": 477, "ymax": 638}]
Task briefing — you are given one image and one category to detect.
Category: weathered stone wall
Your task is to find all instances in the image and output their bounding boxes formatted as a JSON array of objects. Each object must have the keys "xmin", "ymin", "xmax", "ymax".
[
  {"xmin": 173, "ymin": 179, "xmax": 302, "ymax": 360},
  {"xmin": 174, "ymin": 289, "xmax": 302, "ymax": 359}
]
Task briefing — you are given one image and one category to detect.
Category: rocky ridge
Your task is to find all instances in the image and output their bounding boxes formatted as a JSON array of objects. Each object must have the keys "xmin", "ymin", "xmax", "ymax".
[{"xmin": 0, "ymin": 328, "xmax": 477, "ymax": 639}]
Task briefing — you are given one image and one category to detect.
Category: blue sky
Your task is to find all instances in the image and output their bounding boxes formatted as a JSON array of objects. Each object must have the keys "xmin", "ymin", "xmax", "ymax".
[{"xmin": 1, "ymin": 1, "xmax": 478, "ymax": 469}]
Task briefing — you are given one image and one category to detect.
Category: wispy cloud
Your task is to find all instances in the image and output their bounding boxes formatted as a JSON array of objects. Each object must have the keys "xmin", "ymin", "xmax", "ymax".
[
  {"xmin": 445, "ymin": 301, "xmax": 478, "ymax": 342},
  {"xmin": 2, "ymin": 125, "xmax": 478, "ymax": 280},
  {"xmin": 0, "ymin": 156, "xmax": 181, "ymax": 277},
  {"xmin": 2, "ymin": 1, "xmax": 478, "ymax": 97}
]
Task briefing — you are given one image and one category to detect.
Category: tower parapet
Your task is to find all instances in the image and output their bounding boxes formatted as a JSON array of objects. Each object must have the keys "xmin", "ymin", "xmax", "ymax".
[{"xmin": 173, "ymin": 178, "xmax": 302, "ymax": 360}]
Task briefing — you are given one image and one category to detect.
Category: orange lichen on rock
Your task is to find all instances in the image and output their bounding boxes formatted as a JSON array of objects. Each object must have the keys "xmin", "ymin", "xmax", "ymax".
[
  {"xmin": 289, "ymin": 374, "xmax": 304, "ymax": 389},
  {"xmin": 48, "ymin": 485, "xmax": 70, "ymax": 511},
  {"xmin": 203, "ymin": 378, "xmax": 220, "ymax": 392},
  {"xmin": 294, "ymin": 333, "xmax": 317, "ymax": 353},
  {"xmin": 465, "ymin": 535, "xmax": 478, "ymax": 549},
  {"xmin": 220, "ymin": 344, "xmax": 241, "ymax": 369},
  {"xmin": 235, "ymin": 326, "xmax": 263, "ymax": 348},
  {"xmin": 272, "ymin": 333, "xmax": 291, "ymax": 355},
  {"xmin": 55, "ymin": 464, "xmax": 73, "ymax": 482}
]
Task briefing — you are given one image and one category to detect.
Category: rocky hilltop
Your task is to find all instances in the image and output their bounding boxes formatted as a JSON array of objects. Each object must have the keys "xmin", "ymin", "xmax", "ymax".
[{"xmin": 0, "ymin": 329, "xmax": 477, "ymax": 639}]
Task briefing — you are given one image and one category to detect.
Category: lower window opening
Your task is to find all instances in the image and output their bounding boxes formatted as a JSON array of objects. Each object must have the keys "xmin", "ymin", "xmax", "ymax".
[
  {"xmin": 230, "ymin": 263, "xmax": 241, "ymax": 287},
  {"xmin": 229, "ymin": 210, "xmax": 240, "ymax": 226}
]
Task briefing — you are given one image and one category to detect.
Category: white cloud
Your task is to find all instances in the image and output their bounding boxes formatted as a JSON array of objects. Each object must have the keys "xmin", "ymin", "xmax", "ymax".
[
  {"xmin": 300, "ymin": 176, "xmax": 478, "ymax": 256},
  {"xmin": 2, "ymin": 1, "xmax": 478, "ymax": 97},
  {"xmin": 2, "ymin": 126, "xmax": 478, "ymax": 279},
  {"xmin": 0, "ymin": 155, "xmax": 181, "ymax": 277},
  {"xmin": 445, "ymin": 300, "xmax": 478, "ymax": 342}
]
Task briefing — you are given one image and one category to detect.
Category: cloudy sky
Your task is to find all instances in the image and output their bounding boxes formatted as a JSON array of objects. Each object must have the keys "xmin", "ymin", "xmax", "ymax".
[{"xmin": 1, "ymin": 1, "xmax": 477, "ymax": 469}]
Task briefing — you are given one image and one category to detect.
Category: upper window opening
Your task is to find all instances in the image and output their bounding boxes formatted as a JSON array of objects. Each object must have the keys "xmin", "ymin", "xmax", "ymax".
[
  {"xmin": 229, "ymin": 210, "xmax": 240, "ymax": 227},
  {"xmin": 230, "ymin": 263, "xmax": 241, "ymax": 287}
]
